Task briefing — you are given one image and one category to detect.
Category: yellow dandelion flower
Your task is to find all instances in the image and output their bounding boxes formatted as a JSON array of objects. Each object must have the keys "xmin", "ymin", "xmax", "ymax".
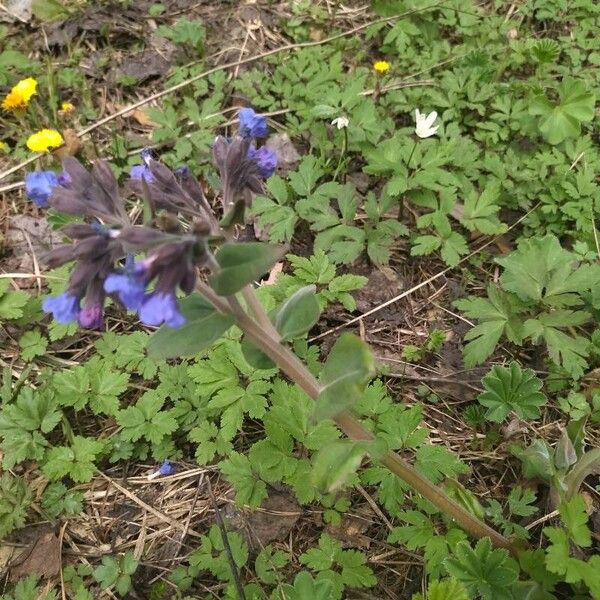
[
  {"xmin": 2, "ymin": 77, "xmax": 38, "ymax": 111},
  {"xmin": 0, "ymin": 141, "xmax": 8, "ymax": 152},
  {"xmin": 26, "ymin": 129, "xmax": 64, "ymax": 153},
  {"xmin": 373, "ymin": 60, "xmax": 391, "ymax": 74},
  {"xmin": 60, "ymin": 101, "xmax": 75, "ymax": 114}
]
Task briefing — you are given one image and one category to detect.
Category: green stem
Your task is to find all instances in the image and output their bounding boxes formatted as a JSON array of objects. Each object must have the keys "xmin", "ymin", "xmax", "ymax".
[
  {"xmin": 332, "ymin": 126, "xmax": 348, "ymax": 183},
  {"xmin": 197, "ymin": 281, "xmax": 518, "ymax": 553},
  {"xmin": 406, "ymin": 140, "xmax": 418, "ymax": 172},
  {"xmin": 238, "ymin": 312, "xmax": 515, "ymax": 552}
]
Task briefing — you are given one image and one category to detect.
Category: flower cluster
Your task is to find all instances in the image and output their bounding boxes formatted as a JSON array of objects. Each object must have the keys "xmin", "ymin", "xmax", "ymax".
[{"xmin": 27, "ymin": 107, "xmax": 277, "ymax": 331}]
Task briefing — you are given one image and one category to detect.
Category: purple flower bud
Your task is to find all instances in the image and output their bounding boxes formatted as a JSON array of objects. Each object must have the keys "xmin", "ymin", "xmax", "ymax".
[
  {"xmin": 25, "ymin": 171, "xmax": 59, "ymax": 208},
  {"xmin": 247, "ymin": 145, "xmax": 277, "ymax": 179},
  {"xmin": 104, "ymin": 259, "xmax": 148, "ymax": 310},
  {"xmin": 78, "ymin": 304, "xmax": 104, "ymax": 329},
  {"xmin": 130, "ymin": 164, "xmax": 155, "ymax": 183},
  {"xmin": 57, "ymin": 171, "xmax": 72, "ymax": 187},
  {"xmin": 158, "ymin": 460, "xmax": 175, "ymax": 476},
  {"xmin": 239, "ymin": 107, "xmax": 268, "ymax": 138},
  {"xmin": 139, "ymin": 292, "xmax": 185, "ymax": 328},
  {"xmin": 42, "ymin": 293, "xmax": 80, "ymax": 324}
]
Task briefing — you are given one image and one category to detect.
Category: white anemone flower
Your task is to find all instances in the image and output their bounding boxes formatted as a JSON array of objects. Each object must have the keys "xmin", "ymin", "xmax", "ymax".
[
  {"xmin": 331, "ymin": 116, "xmax": 349, "ymax": 129},
  {"xmin": 414, "ymin": 109, "xmax": 439, "ymax": 138}
]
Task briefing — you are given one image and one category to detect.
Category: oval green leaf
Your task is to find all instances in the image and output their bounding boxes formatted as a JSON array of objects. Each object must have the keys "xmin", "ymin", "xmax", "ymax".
[
  {"xmin": 209, "ymin": 242, "xmax": 285, "ymax": 296},
  {"xmin": 273, "ymin": 285, "xmax": 321, "ymax": 341},
  {"xmin": 314, "ymin": 333, "xmax": 376, "ymax": 420}
]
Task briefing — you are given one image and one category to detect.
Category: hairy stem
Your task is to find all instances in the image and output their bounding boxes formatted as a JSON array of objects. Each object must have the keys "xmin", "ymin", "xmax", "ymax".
[
  {"xmin": 194, "ymin": 280, "xmax": 517, "ymax": 553},
  {"xmin": 232, "ymin": 307, "xmax": 517, "ymax": 553},
  {"xmin": 241, "ymin": 286, "xmax": 281, "ymax": 342}
]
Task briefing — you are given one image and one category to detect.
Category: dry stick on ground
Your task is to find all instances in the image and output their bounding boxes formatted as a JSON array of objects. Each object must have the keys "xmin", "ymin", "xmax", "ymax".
[
  {"xmin": 309, "ymin": 201, "xmax": 542, "ymax": 342},
  {"xmin": 0, "ymin": 0, "xmax": 456, "ymax": 184}
]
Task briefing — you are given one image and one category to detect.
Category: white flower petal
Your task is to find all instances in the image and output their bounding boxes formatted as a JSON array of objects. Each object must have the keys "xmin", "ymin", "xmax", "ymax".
[{"xmin": 424, "ymin": 111, "xmax": 438, "ymax": 127}]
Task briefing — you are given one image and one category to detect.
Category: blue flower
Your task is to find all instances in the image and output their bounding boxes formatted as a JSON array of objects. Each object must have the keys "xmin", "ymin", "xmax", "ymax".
[
  {"xmin": 239, "ymin": 107, "xmax": 268, "ymax": 138},
  {"xmin": 78, "ymin": 304, "xmax": 104, "ymax": 329},
  {"xmin": 159, "ymin": 460, "xmax": 175, "ymax": 476},
  {"xmin": 25, "ymin": 170, "xmax": 59, "ymax": 208},
  {"xmin": 139, "ymin": 292, "xmax": 185, "ymax": 328},
  {"xmin": 42, "ymin": 292, "xmax": 80, "ymax": 324},
  {"xmin": 104, "ymin": 259, "xmax": 147, "ymax": 310},
  {"xmin": 247, "ymin": 145, "xmax": 277, "ymax": 178},
  {"xmin": 130, "ymin": 164, "xmax": 154, "ymax": 182}
]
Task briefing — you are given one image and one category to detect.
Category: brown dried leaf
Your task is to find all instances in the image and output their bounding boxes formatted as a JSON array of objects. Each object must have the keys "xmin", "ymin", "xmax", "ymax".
[
  {"xmin": 9, "ymin": 531, "xmax": 60, "ymax": 582},
  {"xmin": 127, "ymin": 109, "xmax": 156, "ymax": 127},
  {"xmin": 53, "ymin": 128, "xmax": 81, "ymax": 159}
]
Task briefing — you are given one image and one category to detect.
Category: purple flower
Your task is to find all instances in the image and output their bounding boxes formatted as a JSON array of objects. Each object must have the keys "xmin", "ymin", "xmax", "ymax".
[
  {"xmin": 57, "ymin": 171, "xmax": 72, "ymax": 187},
  {"xmin": 139, "ymin": 292, "xmax": 185, "ymax": 328},
  {"xmin": 104, "ymin": 259, "xmax": 148, "ymax": 310},
  {"xmin": 159, "ymin": 460, "xmax": 175, "ymax": 476},
  {"xmin": 239, "ymin": 107, "xmax": 268, "ymax": 138},
  {"xmin": 130, "ymin": 164, "xmax": 154, "ymax": 183},
  {"xmin": 78, "ymin": 304, "xmax": 104, "ymax": 329},
  {"xmin": 42, "ymin": 293, "xmax": 80, "ymax": 324},
  {"xmin": 25, "ymin": 170, "xmax": 59, "ymax": 208},
  {"xmin": 247, "ymin": 145, "xmax": 277, "ymax": 178}
]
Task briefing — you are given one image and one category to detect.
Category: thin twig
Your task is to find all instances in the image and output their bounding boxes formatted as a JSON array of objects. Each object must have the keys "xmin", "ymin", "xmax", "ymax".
[{"xmin": 309, "ymin": 201, "xmax": 541, "ymax": 342}]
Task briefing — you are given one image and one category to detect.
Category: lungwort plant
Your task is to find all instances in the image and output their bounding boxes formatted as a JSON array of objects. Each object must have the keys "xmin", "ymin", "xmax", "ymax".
[{"xmin": 26, "ymin": 107, "xmax": 516, "ymax": 554}]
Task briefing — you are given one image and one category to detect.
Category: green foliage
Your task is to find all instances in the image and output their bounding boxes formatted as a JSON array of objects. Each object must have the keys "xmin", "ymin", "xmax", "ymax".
[
  {"xmin": 188, "ymin": 525, "xmax": 248, "ymax": 582},
  {"xmin": 42, "ymin": 435, "xmax": 105, "ymax": 483},
  {"xmin": 543, "ymin": 495, "xmax": 600, "ymax": 597},
  {"xmin": 299, "ymin": 534, "xmax": 376, "ymax": 599},
  {"xmin": 486, "ymin": 486, "xmax": 538, "ymax": 539},
  {"xmin": 444, "ymin": 538, "xmax": 519, "ymax": 600},
  {"xmin": 93, "ymin": 552, "xmax": 138, "ymax": 597},
  {"xmin": 0, "ymin": 576, "xmax": 56, "ymax": 600},
  {"xmin": 0, "ymin": 386, "xmax": 61, "ymax": 469},
  {"xmin": 210, "ymin": 242, "xmax": 286, "ymax": 296},
  {"xmin": 0, "ymin": 279, "xmax": 30, "ymax": 321},
  {"xmin": 315, "ymin": 333, "xmax": 375, "ymax": 419},
  {"xmin": 273, "ymin": 285, "xmax": 321, "ymax": 340},
  {"xmin": 157, "ymin": 18, "xmax": 205, "ymax": 53},
  {"xmin": 529, "ymin": 78, "xmax": 596, "ymax": 144},
  {"xmin": 267, "ymin": 250, "xmax": 367, "ymax": 311},
  {"xmin": 116, "ymin": 391, "xmax": 177, "ymax": 446},
  {"xmin": 5, "ymin": 2, "xmax": 600, "ymax": 597},
  {"xmin": 277, "ymin": 572, "xmax": 333, "ymax": 600},
  {"xmin": 0, "ymin": 473, "xmax": 31, "ymax": 538},
  {"xmin": 42, "ymin": 482, "xmax": 84, "ymax": 519},
  {"xmin": 456, "ymin": 235, "xmax": 599, "ymax": 377},
  {"xmin": 477, "ymin": 362, "xmax": 547, "ymax": 422},
  {"xmin": 411, "ymin": 578, "xmax": 469, "ymax": 600}
]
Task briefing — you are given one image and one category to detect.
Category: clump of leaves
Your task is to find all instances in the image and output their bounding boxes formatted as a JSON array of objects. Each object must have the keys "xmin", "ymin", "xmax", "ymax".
[
  {"xmin": 529, "ymin": 78, "xmax": 596, "ymax": 144},
  {"xmin": 93, "ymin": 552, "xmax": 138, "ymax": 597},
  {"xmin": 0, "ymin": 473, "xmax": 31, "ymax": 538},
  {"xmin": 456, "ymin": 235, "xmax": 599, "ymax": 378},
  {"xmin": 477, "ymin": 362, "xmax": 547, "ymax": 422},
  {"xmin": 444, "ymin": 538, "xmax": 519, "ymax": 600},
  {"xmin": 299, "ymin": 534, "xmax": 376, "ymax": 599}
]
